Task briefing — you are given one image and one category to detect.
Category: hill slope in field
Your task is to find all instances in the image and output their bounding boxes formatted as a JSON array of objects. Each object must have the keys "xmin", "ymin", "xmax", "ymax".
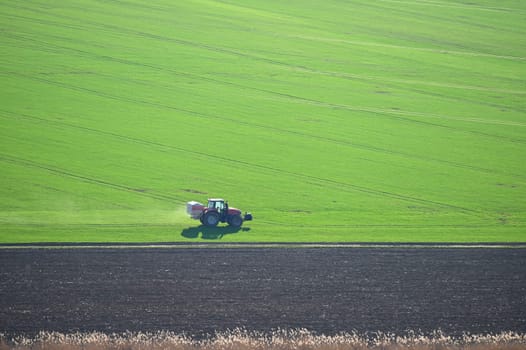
[{"xmin": 1, "ymin": 0, "xmax": 525, "ymax": 242}]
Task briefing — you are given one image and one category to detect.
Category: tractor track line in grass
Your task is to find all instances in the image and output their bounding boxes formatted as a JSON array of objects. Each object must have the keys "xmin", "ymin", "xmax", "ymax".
[
  {"xmin": 8, "ymin": 61, "xmax": 524, "ymax": 139},
  {"xmin": 259, "ymin": 88, "xmax": 526, "ymax": 130},
  {"xmin": 376, "ymin": 0, "xmax": 526, "ymax": 14},
  {"xmin": 5, "ymin": 18, "xmax": 524, "ymax": 122},
  {"xmin": 1, "ymin": 6, "xmax": 300, "ymax": 70},
  {"xmin": 0, "ymin": 115, "xmax": 483, "ymax": 216},
  {"xmin": 271, "ymin": 92, "xmax": 526, "ymax": 130},
  {"xmin": 4, "ymin": 12, "xmax": 524, "ymax": 168},
  {"xmin": 362, "ymin": 1, "xmax": 522, "ymax": 33},
  {"xmin": 59, "ymin": 33, "xmax": 526, "ymax": 107},
  {"xmin": 4, "ymin": 7, "xmax": 524, "ymax": 98},
  {"xmin": 5, "ymin": 106, "xmax": 525, "ymax": 196},
  {"xmin": 5, "ymin": 66, "xmax": 526, "ymax": 187},
  {"xmin": 4, "ymin": 96, "xmax": 526, "ymax": 189},
  {"xmin": 29, "ymin": 181, "xmax": 133, "ymax": 210},
  {"xmin": 275, "ymin": 56, "xmax": 525, "ymax": 115},
  {"xmin": 5, "ymin": 107, "xmax": 526, "ymax": 186},
  {"xmin": 1, "ymin": 111, "xmax": 483, "ymax": 215},
  {"xmin": 0, "ymin": 154, "xmax": 186, "ymax": 204},
  {"xmin": 6, "ymin": 52, "xmax": 526, "ymax": 152},
  {"xmin": 6, "ymin": 24, "xmax": 523, "ymax": 107},
  {"xmin": 16, "ymin": 0, "xmax": 524, "ymax": 46},
  {"xmin": 290, "ymin": 62, "xmax": 526, "ymax": 96},
  {"xmin": 80, "ymin": 37, "xmax": 526, "ymax": 123},
  {"xmin": 5, "ymin": 6, "xmax": 524, "ymax": 119},
  {"xmin": 285, "ymin": 65, "xmax": 526, "ymax": 112}
]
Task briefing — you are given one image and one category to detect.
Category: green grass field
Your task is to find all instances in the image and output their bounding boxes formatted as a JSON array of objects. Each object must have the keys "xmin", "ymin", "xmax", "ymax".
[{"xmin": 1, "ymin": 0, "xmax": 525, "ymax": 243}]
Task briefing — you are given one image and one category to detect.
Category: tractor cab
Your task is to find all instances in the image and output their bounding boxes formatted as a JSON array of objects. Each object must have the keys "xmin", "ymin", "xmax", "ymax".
[{"xmin": 207, "ymin": 198, "xmax": 228, "ymax": 213}]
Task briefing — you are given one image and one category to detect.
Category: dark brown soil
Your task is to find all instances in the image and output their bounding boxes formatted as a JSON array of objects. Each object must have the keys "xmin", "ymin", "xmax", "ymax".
[{"xmin": 0, "ymin": 247, "xmax": 525, "ymax": 337}]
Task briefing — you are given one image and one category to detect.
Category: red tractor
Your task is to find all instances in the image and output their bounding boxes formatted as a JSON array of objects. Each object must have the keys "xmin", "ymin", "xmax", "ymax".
[{"xmin": 187, "ymin": 198, "xmax": 253, "ymax": 228}]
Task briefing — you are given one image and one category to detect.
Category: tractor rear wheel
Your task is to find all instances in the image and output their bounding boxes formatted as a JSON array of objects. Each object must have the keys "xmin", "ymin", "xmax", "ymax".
[
  {"xmin": 203, "ymin": 211, "xmax": 220, "ymax": 227},
  {"xmin": 228, "ymin": 214, "xmax": 243, "ymax": 228}
]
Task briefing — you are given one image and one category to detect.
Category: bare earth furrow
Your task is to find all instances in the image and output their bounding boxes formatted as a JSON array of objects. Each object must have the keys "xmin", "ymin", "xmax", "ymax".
[{"xmin": 0, "ymin": 247, "xmax": 524, "ymax": 337}]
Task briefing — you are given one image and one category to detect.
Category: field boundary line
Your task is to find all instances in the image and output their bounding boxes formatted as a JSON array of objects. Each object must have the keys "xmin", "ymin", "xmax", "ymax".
[{"xmin": 1, "ymin": 242, "xmax": 525, "ymax": 249}]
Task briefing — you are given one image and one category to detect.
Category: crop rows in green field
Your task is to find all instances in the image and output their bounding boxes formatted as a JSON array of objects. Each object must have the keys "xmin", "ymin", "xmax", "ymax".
[{"xmin": 1, "ymin": 0, "xmax": 525, "ymax": 243}]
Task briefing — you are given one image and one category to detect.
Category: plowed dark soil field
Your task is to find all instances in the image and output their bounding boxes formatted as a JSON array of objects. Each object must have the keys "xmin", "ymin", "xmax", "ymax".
[{"xmin": 1, "ymin": 246, "xmax": 525, "ymax": 337}]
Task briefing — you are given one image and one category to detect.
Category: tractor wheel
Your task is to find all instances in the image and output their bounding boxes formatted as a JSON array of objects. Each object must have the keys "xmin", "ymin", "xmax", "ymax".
[
  {"xmin": 203, "ymin": 211, "xmax": 220, "ymax": 227},
  {"xmin": 228, "ymin": 214, "xmax": 243, "ymax": 228}
]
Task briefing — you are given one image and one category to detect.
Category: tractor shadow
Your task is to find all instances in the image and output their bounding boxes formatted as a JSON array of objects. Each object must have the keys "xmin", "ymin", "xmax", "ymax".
[{"xmin": 181, "ymin": 225, "xmax": 251, "ymax": 240}]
